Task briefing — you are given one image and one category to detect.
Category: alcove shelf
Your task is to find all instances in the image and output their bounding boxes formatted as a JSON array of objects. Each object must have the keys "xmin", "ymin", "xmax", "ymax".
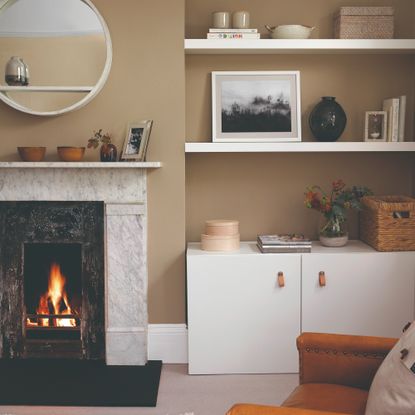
[
  {"xmin": 185, "ymin": 142, "xmax": 415, "ymax": 153},
  {"xmin": 185, "ymin": 39, "xmax": 415, "ymax": 55}
]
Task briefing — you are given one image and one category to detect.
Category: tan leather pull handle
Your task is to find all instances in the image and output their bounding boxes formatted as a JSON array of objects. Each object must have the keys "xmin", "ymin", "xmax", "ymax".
[
  {"xmin": 319, "ymin": 271, "xmax": 326, "ymax": 287},
  {"xmin": 278, "ymin": 271, "xmax": 285, "ymax": 288}
]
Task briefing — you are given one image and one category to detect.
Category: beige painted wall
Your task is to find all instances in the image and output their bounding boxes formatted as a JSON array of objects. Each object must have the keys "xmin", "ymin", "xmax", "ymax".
[
  {"xmin": 185, "ymin": 0, "xmax": 415, "ymax": 39},
  {"xmin": 185, "ymin": 1, "xmax": 415, "ymax": 243},
  {"xmin": 0, "ymin": 0, "xmax": 186, "ymax": 324}
]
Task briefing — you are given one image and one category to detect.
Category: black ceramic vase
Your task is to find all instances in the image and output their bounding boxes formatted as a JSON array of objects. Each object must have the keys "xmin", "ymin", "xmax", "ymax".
[{"xmin": 309, "ymin": 97, "xmax": 347, "ymax": 142}]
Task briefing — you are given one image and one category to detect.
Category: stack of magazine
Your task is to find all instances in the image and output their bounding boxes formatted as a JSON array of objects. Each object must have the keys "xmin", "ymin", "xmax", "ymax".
[
  {"xmin": 207, "ymin": 28, "xmax": 260, "ymax": 39},
  {"xmin": 257, "ymin": 234, "xmax": 312, "ymax": 253}
]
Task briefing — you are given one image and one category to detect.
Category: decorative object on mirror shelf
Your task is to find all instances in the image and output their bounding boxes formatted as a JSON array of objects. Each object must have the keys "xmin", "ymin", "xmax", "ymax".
[
  {"xmin": 17, "ymin": 146, "xmax": 46, "ymax": 162},
  {"xmin": 364, "ymin": 111, "xmax": 387, "ymax": 142},
  {"xmin": 265, "ymin": 24, "xmax": 314, "ymax": 39},
  {"xmin": 57, "ymin": 146, "xmax": 85, "ymax": 161},
  {"xmin": 5, "ymin": 56, "xmax": 29, "ymax": 86},
  {"xmin": 305, "ymin": 179, "xmax": 372, "ymax": 247},
  {"xmin": 212, "ymin": 71, "xmax": 301, "ymax": 143},
  {"xmin": 360, "ymin": 195, "xmax": 415, "ymax": 252},
  {"xmin": 121, "ymin": 120, "xmax": 153, "ymax": 161},
  {"xmin": 309, "ymin": 96, "xmax": 347, "ymax": 142},
  {"xmin": 87, "ymin": 129, "xmax": 117, "ymax": 162},
  {"xmin": 334, "ymin": 7, "xmax": 394, "ymax": 39},
  {"xmin": 212, "ymin": 11, "xmax": 230, "ymax": 29},
  {"xmin": 232, "ymin": 11, "xmax": 250, "ymax": 29},
  {"xmin": 201, "ymin": 220, "xmax": 240, "ymax": 251}
]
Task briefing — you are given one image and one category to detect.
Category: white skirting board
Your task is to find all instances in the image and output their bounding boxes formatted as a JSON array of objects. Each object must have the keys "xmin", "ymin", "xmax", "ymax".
[{"xmin": 148, "ymin": 324, "xmax": 188, "ymax": 363}]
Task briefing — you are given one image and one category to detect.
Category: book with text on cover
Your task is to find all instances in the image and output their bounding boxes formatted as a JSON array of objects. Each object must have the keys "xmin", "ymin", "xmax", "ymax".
[{"xmin": 383, "ymin": 97, "xmax": 400, "ymax": 142}]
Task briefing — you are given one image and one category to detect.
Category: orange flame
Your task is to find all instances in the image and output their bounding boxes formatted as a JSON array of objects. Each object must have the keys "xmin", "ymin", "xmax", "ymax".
[{"xmin": 26, "ymin": 262, "xmax": 77, "ymax": 328}]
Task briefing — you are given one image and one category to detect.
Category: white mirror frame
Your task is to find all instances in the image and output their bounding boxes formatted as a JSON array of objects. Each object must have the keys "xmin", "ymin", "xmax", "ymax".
[{"xmin": 0, "ymin": 0, "xmax": 112, "ymax": 116}]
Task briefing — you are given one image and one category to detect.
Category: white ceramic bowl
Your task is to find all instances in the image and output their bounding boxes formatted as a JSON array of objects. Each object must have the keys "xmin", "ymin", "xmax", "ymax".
[{"xmin": 267, "ymin": 25, "xmax": 314, "ymax": 39}]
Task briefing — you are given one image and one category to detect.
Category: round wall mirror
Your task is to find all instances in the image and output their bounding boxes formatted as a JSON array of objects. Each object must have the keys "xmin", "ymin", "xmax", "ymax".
[{"xmin": 0, "ymin": 0, "xmax": 112, "ymax": 116}]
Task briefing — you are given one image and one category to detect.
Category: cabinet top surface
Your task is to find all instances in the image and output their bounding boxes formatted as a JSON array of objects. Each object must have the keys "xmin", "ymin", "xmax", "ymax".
[{"xmin": 187, "ymin": 240, "xmax": 412, "ymax": 256}]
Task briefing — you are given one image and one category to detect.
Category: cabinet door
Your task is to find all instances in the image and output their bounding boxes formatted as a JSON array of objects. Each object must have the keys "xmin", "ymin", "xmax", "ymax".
[
  {"xmin": 302, "ymin": 253, "xmax": 415, "ymax": 338},
  {"xmin": 187, "ymin": 253, "xmax": 301, "ymax": 374}
]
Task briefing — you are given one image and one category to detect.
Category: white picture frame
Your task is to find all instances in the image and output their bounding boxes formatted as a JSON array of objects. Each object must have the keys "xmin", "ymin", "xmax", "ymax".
[
  {"xmin": 364, "ymin": 111, "xmax": 387, "ymax": 142},
  {"xmin": 212, "ymin": 71, "xmax": 302, "ymax": 143},
  {"xmin": 121, "ymin": 120, "xmax": 153, "ymax": 161}
]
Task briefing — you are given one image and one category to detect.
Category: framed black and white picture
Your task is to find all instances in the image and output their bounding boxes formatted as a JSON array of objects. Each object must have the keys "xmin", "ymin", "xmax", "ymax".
[
  {"xmin": 121, "ymin": 120, "xmax": 153, "ymax": 161},
  {"xmin": 212, "ymin": 71, "xmax": 301, "ymax": 142},
  {"xmin": 364, "ymin": 111, "xmax": 387, "ymax": 142}
]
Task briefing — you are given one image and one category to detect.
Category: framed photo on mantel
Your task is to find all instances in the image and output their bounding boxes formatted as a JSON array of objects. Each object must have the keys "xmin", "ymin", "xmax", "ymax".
[
  {"xmin": 121, "ymin": 120, "xmax": 153, "ymax": 161},
  {"xmin": 212, "ymin": 71, "xmax": 302, "ymax": 143}
]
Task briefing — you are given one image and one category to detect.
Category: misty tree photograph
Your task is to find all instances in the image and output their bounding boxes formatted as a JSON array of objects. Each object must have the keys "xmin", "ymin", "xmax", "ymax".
[{"xmin": 221, "ymin": 80, "xmax": 292, "ymax": 133}]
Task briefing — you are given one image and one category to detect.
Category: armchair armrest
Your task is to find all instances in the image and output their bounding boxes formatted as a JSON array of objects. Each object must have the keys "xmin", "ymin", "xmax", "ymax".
[
  {"xmin": 227, "ymin": 404, "xmax": 349, "ymax": 415},
  {"xmin": 297, "ymin": 332, "xmax": 397, "ymax": 390}
]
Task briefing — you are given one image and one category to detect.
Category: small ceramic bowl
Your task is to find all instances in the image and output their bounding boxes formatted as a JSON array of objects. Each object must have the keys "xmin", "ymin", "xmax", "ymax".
[
  {"xmin": 17, "ymin": 147, "xmax": 46, "ymax": 162},
  {"xmin": 57, "ymin": 146, "xmax": 85, "ymax": 162},
  {"xmin": 265, "ymin": 24, "xmax": 315, "ymax": 39}
]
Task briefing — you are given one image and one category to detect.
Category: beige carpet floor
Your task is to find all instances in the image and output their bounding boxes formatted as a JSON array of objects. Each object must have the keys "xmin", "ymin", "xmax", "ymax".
[{"xmin": 0, "ymin": 364, "xmax": 298, "ymax": 415}]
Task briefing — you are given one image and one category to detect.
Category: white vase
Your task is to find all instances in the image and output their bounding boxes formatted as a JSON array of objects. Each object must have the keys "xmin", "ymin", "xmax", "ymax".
[{"xmin": 319, "ymin": 234, "xmax": 349, "ymax": 247}]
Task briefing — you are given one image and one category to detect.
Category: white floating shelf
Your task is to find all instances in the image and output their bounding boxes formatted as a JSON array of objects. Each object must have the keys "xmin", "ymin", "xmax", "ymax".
[
  {"xmin": 0, "ymin": 86, "xmax": 94, "ymax": 92},
  {"xmin": 185, "ymin": 142, "xmax": 415, "ymax": 153},
  {"xmin": 0, "ymin": 161, "xmax": 162, "ymax": 169},
  {"xmin": 185, "ymin": 39, "xmax": 415, "ymax": 54}
]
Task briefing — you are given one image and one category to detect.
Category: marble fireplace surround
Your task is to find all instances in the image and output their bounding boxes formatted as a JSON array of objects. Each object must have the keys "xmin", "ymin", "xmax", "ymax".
[{"xmin": 0, "ymin": 161, "xmax": 161, "ymax": 366}]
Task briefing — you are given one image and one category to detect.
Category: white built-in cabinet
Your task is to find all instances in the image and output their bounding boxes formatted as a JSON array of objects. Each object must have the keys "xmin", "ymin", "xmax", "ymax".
[{"xmin": 186, "ymin": 241, "xmax": 415, "ymax": 374}]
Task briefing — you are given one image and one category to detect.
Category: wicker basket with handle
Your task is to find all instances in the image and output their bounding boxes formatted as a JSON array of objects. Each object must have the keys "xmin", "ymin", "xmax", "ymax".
[{"xmin": 360, "ymin": 195, "xmax": 415, "ymax": 251}]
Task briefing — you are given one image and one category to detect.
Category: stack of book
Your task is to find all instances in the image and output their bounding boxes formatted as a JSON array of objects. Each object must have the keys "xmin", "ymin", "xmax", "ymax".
[
  {"xmin": 383, "ymin": 95, "xmax": 406, "ymax": 142},
  {"xmin": 257, "ymin": 234, "xmax": 312, "ymax": 253},
  {"xmin": 207, "ymin": 28, "xmax": 260, "ymax": 39}
]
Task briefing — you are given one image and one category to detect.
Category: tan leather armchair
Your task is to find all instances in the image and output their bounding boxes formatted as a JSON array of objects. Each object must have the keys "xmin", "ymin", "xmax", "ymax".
[{"xmin": 227, "ymin": 332, "xmax": 397, "ymax": 415}]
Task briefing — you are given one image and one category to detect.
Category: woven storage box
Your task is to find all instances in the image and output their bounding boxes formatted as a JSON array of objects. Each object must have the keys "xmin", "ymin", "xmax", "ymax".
[
  {"xmin": 334, "ymin": 7, "xmax": 394, "ymax": 39},
  {"xmin": 360, "ymin": 196, "xmax": 415, "ymax": 251}
]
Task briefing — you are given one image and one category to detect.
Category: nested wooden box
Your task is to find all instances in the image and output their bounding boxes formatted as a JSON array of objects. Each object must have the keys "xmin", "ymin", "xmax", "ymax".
[
  {"xmin": 201, "ymin": 220, "xmax": 240, "ymax": 251},
  {"xmin": 334, "ymin": 7, "xmax": 394, "ymax": 39},
  {"xmin": 360, "ymin": 196, "xmax": 415, "ymax": 251}
]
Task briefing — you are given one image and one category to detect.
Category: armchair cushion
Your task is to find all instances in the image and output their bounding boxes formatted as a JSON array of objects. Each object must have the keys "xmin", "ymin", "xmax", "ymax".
[
  {"xmin": 282, "ymin": 383, "xmax": 368, "ymax": 415},
  {"xmin": 297, "ymin": 333, "xmax": 397, "ymax": 390},
  {"xmin": 365, "ymin": 322, "xmax": 415, "ymax": 415}
]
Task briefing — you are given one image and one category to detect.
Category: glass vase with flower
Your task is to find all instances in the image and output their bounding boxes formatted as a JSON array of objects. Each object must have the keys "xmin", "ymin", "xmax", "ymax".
[
  {"xmin": 87, "ymin": 129, "xmax": 117, "ymax": 162},
  {"xmin": 304, "ymin": 180, "xmax": 372, "ymax": 247}
]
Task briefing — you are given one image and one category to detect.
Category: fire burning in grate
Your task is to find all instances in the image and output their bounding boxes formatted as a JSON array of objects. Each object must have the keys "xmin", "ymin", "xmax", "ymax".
[{"xmin": 26, "ymin": 262, "xmax": 79, "ymax": 328}]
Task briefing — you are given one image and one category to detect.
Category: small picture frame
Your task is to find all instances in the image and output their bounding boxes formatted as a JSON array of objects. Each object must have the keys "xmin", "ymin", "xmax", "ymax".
[
  {"xmin": 121, "ymin": 120, "xmax": 153, "ymax": 161},
  {"xmin": 364, "ymin": 111, "xmax": 387, "ymax": 142}
]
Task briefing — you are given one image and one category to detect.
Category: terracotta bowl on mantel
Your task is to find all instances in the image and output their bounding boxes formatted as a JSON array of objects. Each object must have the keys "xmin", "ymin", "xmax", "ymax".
[
  {"xmin": 57, "ymin": 146, "xmax": 85, "ymax": 162},
  {"xmin": 17, "ymin": 146, "xmax": 46, "ymax": 162}
]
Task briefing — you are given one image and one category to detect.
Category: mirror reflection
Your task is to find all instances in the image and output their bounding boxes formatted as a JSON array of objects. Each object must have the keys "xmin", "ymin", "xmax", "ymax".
[{"xmin": 0, "ymin": 0, "xmax": 108, "ymax": 114}]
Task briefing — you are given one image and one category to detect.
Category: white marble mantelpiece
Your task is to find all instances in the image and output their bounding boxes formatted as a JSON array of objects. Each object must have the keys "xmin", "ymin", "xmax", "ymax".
[
  {"xmin": 0, "ymin": 161, "xmax": 161, "ymax": 168},
  {"xmin": 0, "ymin": 162, "xmax": 161, "ymax": 365}
]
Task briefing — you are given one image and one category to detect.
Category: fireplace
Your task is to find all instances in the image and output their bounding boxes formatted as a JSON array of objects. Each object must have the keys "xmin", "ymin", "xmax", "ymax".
[
  {"xmin": 0, "ymin": 164, "xmax": 161, "ymax": 406},
  {"xmin": 0, "ymin": 201, "xmax": 105, "ymax": 360},
  {"xmin": 24, "ymin": 243, "xmax": 82, "ymax": 357}
]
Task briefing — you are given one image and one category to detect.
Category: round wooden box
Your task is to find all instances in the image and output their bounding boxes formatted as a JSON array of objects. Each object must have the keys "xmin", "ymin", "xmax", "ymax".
[
  {"xmin": 201, "ymin": 233, "xmax": 240, "ymax": 252},
  {"xmin": 205, "ymin": 220, "xmax": 239, "ymax": 236}
]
